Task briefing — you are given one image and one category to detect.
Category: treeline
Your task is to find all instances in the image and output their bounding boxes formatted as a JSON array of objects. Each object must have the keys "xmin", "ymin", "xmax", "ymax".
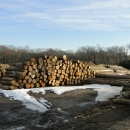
[{"xmin": 0, "ymin": 44, "xmax": 130, "ymax": 68}]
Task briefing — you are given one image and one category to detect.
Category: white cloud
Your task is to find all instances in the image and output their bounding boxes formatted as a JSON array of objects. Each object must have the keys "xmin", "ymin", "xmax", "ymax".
[{"xmin": 1, "ymin": 0, "xmax": 130, "ymax": 30}]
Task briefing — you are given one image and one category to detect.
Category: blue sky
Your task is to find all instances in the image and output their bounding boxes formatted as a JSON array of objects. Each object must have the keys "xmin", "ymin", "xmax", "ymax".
[{"xmin": 0, "ymin": 0, "xmax": 130, "ymax": 51}]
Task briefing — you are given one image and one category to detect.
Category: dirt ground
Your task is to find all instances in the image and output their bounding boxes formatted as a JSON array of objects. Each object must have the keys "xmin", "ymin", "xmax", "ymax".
[{"xmin": 0, "ymin": 88, "xmax": 130, "ymax": 130}]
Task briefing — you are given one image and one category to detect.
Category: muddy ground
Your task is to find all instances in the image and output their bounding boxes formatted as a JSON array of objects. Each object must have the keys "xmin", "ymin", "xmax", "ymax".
[{"xmin": 0, "ymin": 88, "xmax": 130, "ymax": 130}]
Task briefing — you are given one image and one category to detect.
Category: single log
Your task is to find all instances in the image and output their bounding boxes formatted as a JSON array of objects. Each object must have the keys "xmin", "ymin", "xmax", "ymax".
[
  {"xmin": 84, "ymin": 78, "xmax": 130, "ymax": 87},
  {"xmin": 113, "ymin": 99, "xmax": 130, "ymax": 104},
  {"xmin": 95, "ymin": 73, "xmax": 130, "ymax": 79},
  {"xmin": 30, "ymin": 57, "xmax": 36, "ymax": 63},
  {"xmin": 18, "ymin": 79, "xmax": 23, "ymax": 83},
  {"xmin": 36, "ymin": 83, "xmax": 40, "ymax": 88},
  {"xmin": 0, "ymin": 85, "xmax": 15, "ymax": 90},
  {"xmin": 23, "ymin": 79, "xmax": 27, "ymax": 84},
  {"xmin": 36, "ymin": 73, "xmax": 40, "ymax": 78},
  {"xmin": 40, "ymin": 80, "xmax": 46, "ymax": 87},
  {"xmin": 28, "ymin": 71, "xmax": 32, "ymax": 76},
  {"xmin": 15, "ymin": 82, "xmax": 19, "ymax": 87},
  {"xmin": 122, "ymin": 87, "xmax": 130, "ymax": 91},
  {"xmin": 30, "ymin": 83, "xmax": 34, "ymax": 88},
  {"xmin": 25, "ymin": 83, "xmax": 31, "ymax": 89},
  {"xmin": 25, "ymin": 61, "xmax": 31, "ymax": 66},
  {"xmin": 6, "ymin": 66, "xmax": 24, "ymax": 72},
  {"xmin": 25, "ymin": 75, "xmax": 30, "ymax": 80},
  {"xmin": 31, "ymin": 74, "xmax": 35, "ymax": 79},
  {"xmin": 57, "ymin": 55, "xmax": 67, "ymax": 61},
  {"xmin": 32, "ymin": 79, "xmax": 37, "ymax": 84},
  {"xmin": 32, "ymin": 64, "xmax": 37, "ymax": 70},
  {"xmin": 2, "ymin": 77, "xmax": 16, "ymax": 81},
  {"xmin": 19, "ymin": 83, "xmax": 24, "ymax": 89},
  {"xmin": 1, "ymin": 80, "xmax": 16, "ymax": 86},
  {"xmin": 38, "ymin": 57, "xmax": 43, "ymax": 66},
  {"xmin": 28, "ymin": 77, "xmax": 32, "ymax": 84},
  {"xmin": 24, "ymin": 65, "xmax": 28, "ymax": 70},
  {"xmin": 44, "ymin": 55, "xmax": 48, "ymax": 59},
  {"xmin": 30, "ymin": 61, "xmax": 35, "ymax": 66},
  {"xmin": 5, "ymin": 71, "xmax": 26, "ymax": 79},
  {"xmin": 28, "ymin": 66, "xmax": 33, "ymax": 72}
]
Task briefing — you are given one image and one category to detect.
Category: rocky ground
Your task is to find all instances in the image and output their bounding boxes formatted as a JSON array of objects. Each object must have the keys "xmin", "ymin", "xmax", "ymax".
[{"xmin": 0, "ymin": 88, "xmax": 130, "ymax": 130}]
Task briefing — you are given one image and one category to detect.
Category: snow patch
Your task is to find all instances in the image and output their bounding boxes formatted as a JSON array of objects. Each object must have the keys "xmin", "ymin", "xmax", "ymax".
[{"xmin": 0, "ymin": 84, "xmax": 123, "ymax": 113}]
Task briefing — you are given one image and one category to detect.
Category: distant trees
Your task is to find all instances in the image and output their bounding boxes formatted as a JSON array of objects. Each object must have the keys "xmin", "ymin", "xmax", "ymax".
[
  {"xmin": 74, "ymin": 44, "xmax": 130, "ymax": 68},
  {"xmin": 0, "ymin": 44, "xmax": 130, "ymax": 68}
]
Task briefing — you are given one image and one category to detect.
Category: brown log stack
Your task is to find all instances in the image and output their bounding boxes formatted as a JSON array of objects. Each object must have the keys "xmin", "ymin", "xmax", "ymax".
[{"xmin": 0, "ymin": 55, "xmax": 95, "ymax": 89}]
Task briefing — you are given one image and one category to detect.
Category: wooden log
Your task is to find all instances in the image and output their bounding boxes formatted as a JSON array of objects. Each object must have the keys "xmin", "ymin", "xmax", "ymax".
[
  {"xmin": 36, "ymin": 73, "xmax": 40, "ymax": 78},
  {"xmin": 122, "ymin": 87, "xmax": 130, "ymax": 91},
  {"xmin": 28, "ymin": 71, "xmax": 32, "ymax": 76},
  {"xmin": 38, "ymin": 57, "xmax": 43, "ymax": 66},
  {"xmin": 24, "ymin": 65, "xmax": 28, "ymax": 70},
  {"xmin": 1, "ymin": 80, "xmax": 16, "ymax": 86},
  {"xmin": 32, "ymin": 79, "xmax": 37, "ymax": 84},
  {"xmin": 49, "ymin": 55, "xmax": 53, "ymax": 59},
  {"xmin": 36, "ymin": 83, "xmax": 40, "ymax": 88},
  {"xmin": 44, "ymin": 55, "xmax": 48, "ymax": 59},
  {"xmin": 25, "ymin": 61, "xmax": 31, "ymax": 66},
  {"xmin": 28, "ymin": 66, "xmax": 33, "ymax": 72},
  {"xmin": 6, "ymin": 66, "xmax": 24, "ymax": 72},
  {"xmin": 5, "ymin": 71, "xmax": 26, "ymax": 79},
  {"xmin": 19, "ymin": 83, "xmax": 24, "ymax": 89},
  {"xmin": 23, "ymin": 79, "xmax": 27, "ymax": 84},
  {"xmin": 12, "ymin": 62, "xmax": 24, "ymax": 68},
  {"xmin": 113, "ymin": 99, "xmax": 130, "ymax": 104},
  {"xmin": 18, "ymin": 79, "xmax": 23, "ymax": 83},
  {"xmin": 28, "ymin": 77, "xmax": 32, "ymax": 84},
  {"xmin": 31, "ymin": 74, "xmax": 35, "ymax": 79},
  {"xmin": 84, "ymin": 78, "xmax": 130, "ymax": 87},
  {"xmin": 0, "ymin": 85, "xmax": 15, "ymax": 90},
  {"xmin": 30, "ymin": 61, "xmax": 35, "ymax": 66},
  {"xmin": 25, "ymin": 75, "xmax": 30, "ymax": 80},
  {"xmin": 40, "ymin": 80, "xmax": 46, "ymax": 87},
  {"xmin": 15, "ymin": 82, "xmax": 19, "ymax": 87},
  {"xmin": 30, "ymin": 83, "xmax": 34, "ymax": 88},
  {"xmin": 56, "ymin": 65, "xmax": 60, "ymax": 70},
  {"xmin": 32, "ymin": 64, "xmax": 37, "ymax": 70},
  {"xmin": 52, "ymin": 56, "xmax": 57, "ymax": 62},
  {"xmin": 25, "ymin": 83, "xmax": 31, "ymax": 89},
  {"xmin": 30, "ymin": 57, "xmax": 36, "ymax": 63},
  {"xmin": 57, "ymin": 55, "xmax": 67, "ymax": 61},
  {"xmin": 2, "ymin": 77, "xmax": 16, "ymax": 81},
  {"xmin": 95, "ymin": 73, "xmax": 130, "ymax": 79}
]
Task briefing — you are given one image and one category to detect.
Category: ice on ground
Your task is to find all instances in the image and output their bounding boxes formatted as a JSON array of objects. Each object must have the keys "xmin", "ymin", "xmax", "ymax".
[{"xmin": 0, "ymin": 84, "xmax": 123, "ymax": 113}]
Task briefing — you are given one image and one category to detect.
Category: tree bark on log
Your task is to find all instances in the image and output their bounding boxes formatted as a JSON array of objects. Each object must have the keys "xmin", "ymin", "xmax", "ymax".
[
  {"xmin": 0, "ymin": 85, "xmax": 15, "ymax": 90},
  {"xmin": 1, "ymin": 80, "xmax": 16, "ymax": 86},
  {"xmin": 84, "ymin": 78, "xmax": 130, "ymax": 88},
  {"xmin": 95, "ymin": 73, "xmax": 130, "ymax": 79},
  {"xmin": 113, "ymin": 99, "xmax": 130, "ymax": 104}
]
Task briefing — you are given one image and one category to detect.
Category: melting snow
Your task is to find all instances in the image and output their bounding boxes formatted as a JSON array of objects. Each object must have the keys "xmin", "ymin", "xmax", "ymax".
[{"xmin": 0, "ymin": 84, "xmax": 123, "ymax": 113}]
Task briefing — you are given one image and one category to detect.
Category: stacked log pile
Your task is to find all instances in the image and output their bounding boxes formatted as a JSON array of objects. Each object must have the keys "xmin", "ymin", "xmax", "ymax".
[
  {"xmin": 85, "ymin": 64, "xmax": 130, "ymax": 87},
  {"xmin": 0, "ymin": 55, "xmax": 95, "ymax": 90},
  {"xmin": 89, "ymin": 64, "xmax": 130, "ymax": 75}
]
